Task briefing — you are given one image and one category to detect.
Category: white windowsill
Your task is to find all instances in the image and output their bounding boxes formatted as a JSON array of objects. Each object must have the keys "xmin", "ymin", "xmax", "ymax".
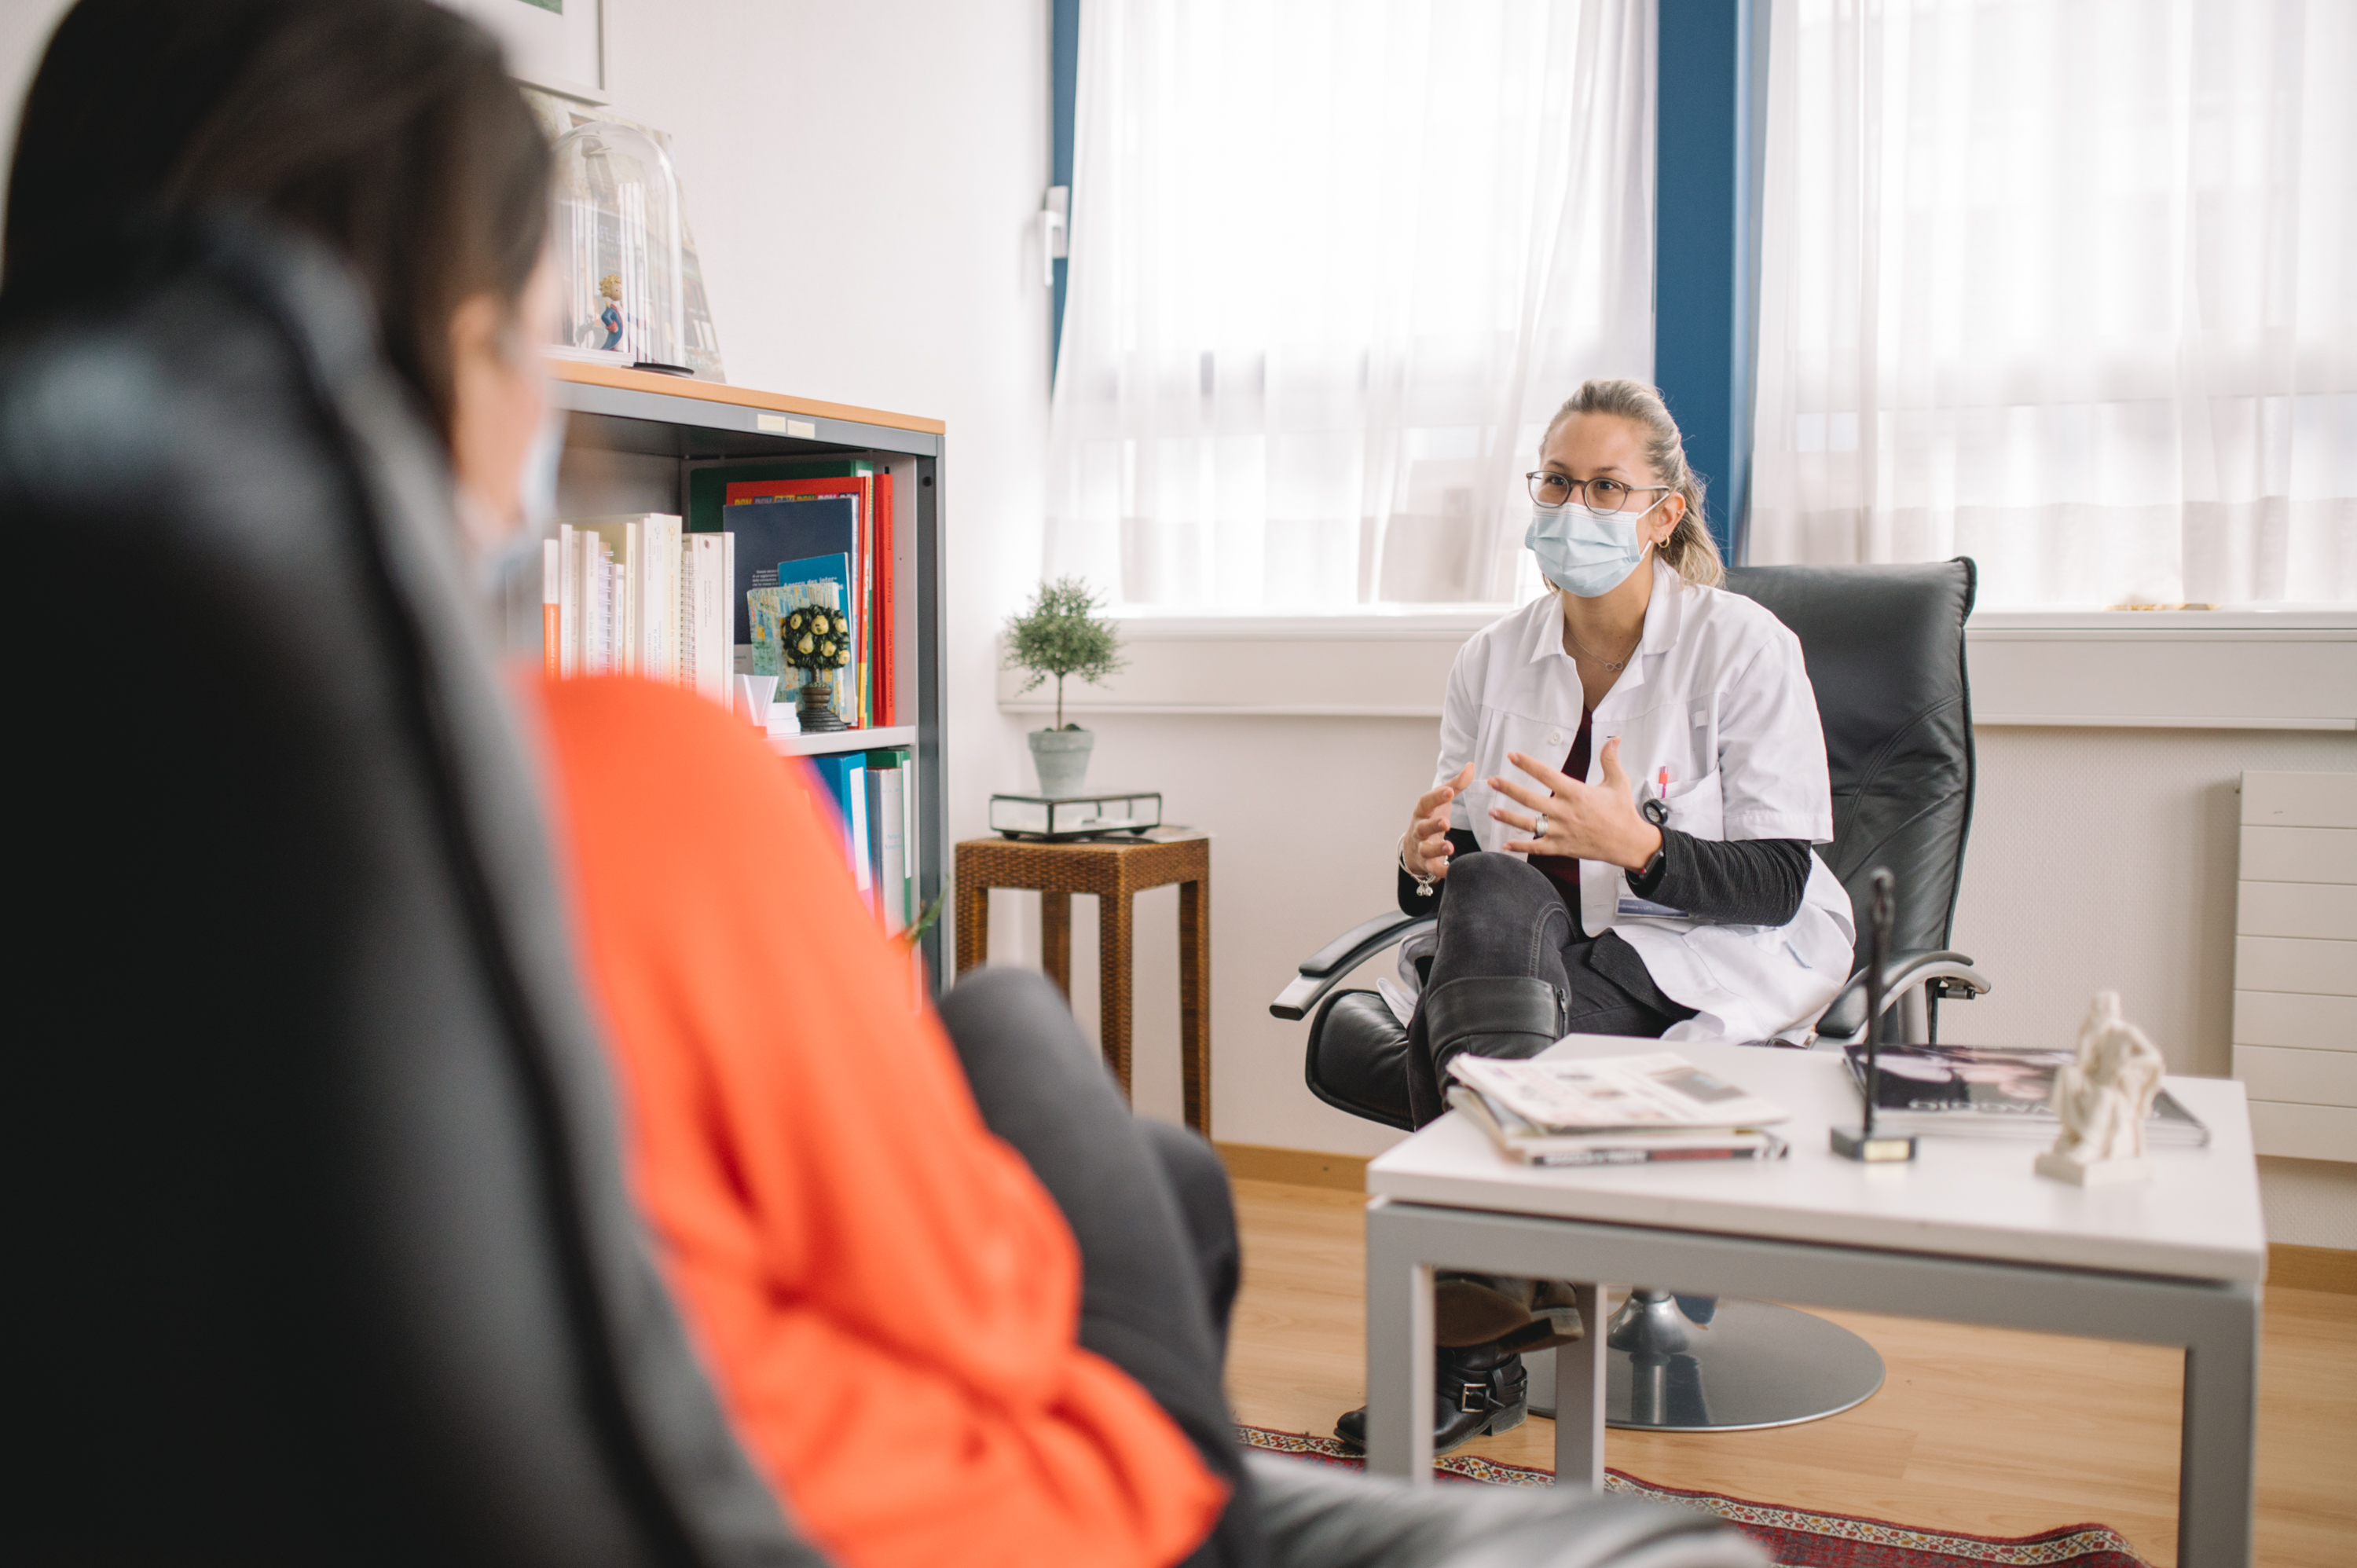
[
  {"xmin": 1102, "ymin": 604, "xmax": 2357, "ymax": 641},
  {"xmin": 1013, "ymin": 604, "xmax": 2357, "ymax": 727}
]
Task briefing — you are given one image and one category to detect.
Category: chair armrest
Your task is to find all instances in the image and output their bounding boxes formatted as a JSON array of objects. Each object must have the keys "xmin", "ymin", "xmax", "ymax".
[
  {"xmin": 1270, "ymin": 913, "xmax": 1435, "ymax": 1021},
  {"xmin": 1814, "ymin": 950, "xmax": 1991, "ymax": 1046}
]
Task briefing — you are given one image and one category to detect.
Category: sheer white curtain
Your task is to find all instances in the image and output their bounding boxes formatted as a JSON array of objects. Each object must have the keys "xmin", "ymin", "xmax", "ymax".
[
  {"xmin": 1750, "ymin": 0, "xmax": 2356, "ymax": 607},
  {"xmin": 1045, "ymin": 0, "xmax": 1655, "ymax": 610}
]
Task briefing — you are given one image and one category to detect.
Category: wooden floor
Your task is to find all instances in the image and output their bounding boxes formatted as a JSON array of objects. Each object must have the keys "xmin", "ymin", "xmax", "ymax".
[{"xmin": 1223, "ymin": 1178, "xmax": 2357, "ymax": 1568}]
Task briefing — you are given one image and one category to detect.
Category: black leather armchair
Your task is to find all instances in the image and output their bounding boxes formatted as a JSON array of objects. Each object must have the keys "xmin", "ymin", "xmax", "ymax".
[
  {"xmin": 9, "ymin": 222, "xmax": 1764, "ymax": 1566},
  {"xmin": 1267, "ymin": 563, "xmax": 1993, "ymax": 1434},
  {"xmin": 1274, "ymin": 561, "xmax": 1993, "ymax": 1125}
]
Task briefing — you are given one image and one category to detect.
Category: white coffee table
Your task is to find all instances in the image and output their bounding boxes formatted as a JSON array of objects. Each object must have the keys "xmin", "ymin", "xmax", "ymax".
[{"xmin": 1362, "ymin": 1036, "xmax": 2266, "ymax": 1567}]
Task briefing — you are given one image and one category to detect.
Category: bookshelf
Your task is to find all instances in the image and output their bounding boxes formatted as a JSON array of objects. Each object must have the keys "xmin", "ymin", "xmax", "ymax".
[{"xmin": 544, "ymin": 361, "xmax": 946, "ymax": 980}]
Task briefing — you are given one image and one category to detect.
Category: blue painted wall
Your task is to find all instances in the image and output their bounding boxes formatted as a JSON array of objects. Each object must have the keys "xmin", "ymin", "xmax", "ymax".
[
  {"xmin": 1654, "ymin": 0, "xmax": 1769, "ymax": 565},
  {"xmin": 1050, "ymin": 0, "xmax": 1079, "ymax": 381}
]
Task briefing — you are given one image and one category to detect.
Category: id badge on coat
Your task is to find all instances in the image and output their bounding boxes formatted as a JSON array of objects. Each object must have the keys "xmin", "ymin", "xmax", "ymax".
[{"xmin": 1614, "ymin": 771, "xmax": 1724, "ymax": 920}]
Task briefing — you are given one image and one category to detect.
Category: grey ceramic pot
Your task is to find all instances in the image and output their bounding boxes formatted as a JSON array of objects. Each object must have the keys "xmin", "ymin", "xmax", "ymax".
[{"xmin": 1028, "ymin": 727, "xmax": 1095, "ymax": 797}]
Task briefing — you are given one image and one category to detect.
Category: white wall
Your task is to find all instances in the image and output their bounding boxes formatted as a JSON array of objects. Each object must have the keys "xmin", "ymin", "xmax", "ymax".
[
  {"xmin": 0, "ymin": 0, "xmax": 70, "ymax": 141},
  {"xmin": 596, "ymin": 0, "xmax": 1055, "ymax": 858}
]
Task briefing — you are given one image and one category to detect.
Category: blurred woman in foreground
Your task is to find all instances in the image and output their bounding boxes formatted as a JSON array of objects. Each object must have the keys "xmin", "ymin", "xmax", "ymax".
[{"xmin": 2, "ymin": 4, "xmax": 1246, "ymax": 1565}]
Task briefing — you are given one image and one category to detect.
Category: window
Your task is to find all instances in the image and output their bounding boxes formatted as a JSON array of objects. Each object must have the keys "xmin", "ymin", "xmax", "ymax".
[
  {"xmin": 1044, "ymin": 0, "xmax": 1655, "ymax": 610},
  {"xmin": 1750, "ymin": 0, "xmax": 2356, "ymax": 606}
]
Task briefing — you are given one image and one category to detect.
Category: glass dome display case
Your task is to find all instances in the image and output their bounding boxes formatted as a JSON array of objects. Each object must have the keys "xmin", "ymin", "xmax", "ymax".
[{"xmin": 549, "ymin": 119, "xmax": 691, "ymax": 374}]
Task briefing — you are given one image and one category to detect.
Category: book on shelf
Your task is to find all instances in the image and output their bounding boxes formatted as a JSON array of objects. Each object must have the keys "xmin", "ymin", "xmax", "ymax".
[
  {"xmin": 805, "ymin": 752, "xmax": 872, "ymax": 899},
  {"xmin": 864, "ymin": 747, "xmax": 913, "ymax": 932},
  {"xmin": 749, "ymin": 552, "xmax": 857, "ymax": 726},
  {"xmin": 711, "ymin": 462, "xmax": 896, "ymax": 727},
  {"xmin": 541, "ymin": 515, "xmax": 731, "ymax": 711},
  {"xmin": 571, "ymin": 514, "xmax": 683, "ymax": 681},
  {"xmin": 1841, "ymin": 1042, "xmax": 2211, "ymax": 1145},
  {"xmin": 872, "ymin": 471, "xmax": 895, "ymax": 727},
  {"xmin": 1446, "ymin": 1086, "xmax": 1791, "ymax": 1167},
  {"xmin": 680, "ymin": 530, "xmax": 734, "ymax": 708},
  {"xmin": 714, "ymin": 493, "xmax": 867, "ymax": 725}
]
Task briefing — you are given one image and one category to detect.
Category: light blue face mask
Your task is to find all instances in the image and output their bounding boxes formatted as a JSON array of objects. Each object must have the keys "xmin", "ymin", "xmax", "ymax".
[
  {"xmin": 1523, "ymin": 494, "xmax": 1666, "ymax": 598},
  {"xmin": 473, "ymin": 406, "xmax": 569, "ymax": 598}
]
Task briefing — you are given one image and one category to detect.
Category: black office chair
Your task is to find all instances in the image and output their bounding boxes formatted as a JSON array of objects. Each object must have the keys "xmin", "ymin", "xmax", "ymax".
[
  {"xmin": 8, "ymin": 221, "xmax": 1765, "ymax": 1566},
  {"xmin": 1271, "ymin": 560, "xmax": 1992, "ymax": 1433}
]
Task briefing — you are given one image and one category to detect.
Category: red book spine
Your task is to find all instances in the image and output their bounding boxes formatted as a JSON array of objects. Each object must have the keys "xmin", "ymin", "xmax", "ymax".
[{"xmin": 874, "ymin": 471, "xmax": 896, "ymax": 727}]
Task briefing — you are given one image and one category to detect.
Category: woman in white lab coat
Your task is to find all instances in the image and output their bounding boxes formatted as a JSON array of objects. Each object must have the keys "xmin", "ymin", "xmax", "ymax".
[{"xmin": 1334, "ymin": 378, "xmax": 1857, "ymax": 1456}]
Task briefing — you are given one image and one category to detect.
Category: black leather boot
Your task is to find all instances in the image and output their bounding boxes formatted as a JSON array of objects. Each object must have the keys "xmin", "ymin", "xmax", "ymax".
[
  {"xmin": 1332, "ymin": 1339, "xmax": 1529, "ymax": 1456},
  {"xmin": 1435, "ymin": 1273, "xmax": 1585, "ymax": 1351},
  {"xmin": 1422, "ymin": 975, "xmax": 1567, "ymax": 1072}
]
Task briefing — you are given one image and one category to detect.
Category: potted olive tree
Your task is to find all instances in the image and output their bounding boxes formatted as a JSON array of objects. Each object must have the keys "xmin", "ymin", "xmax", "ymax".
[{"xmin": 1003, "ymin": 576, "xmax": 1125, "ymax": 797}]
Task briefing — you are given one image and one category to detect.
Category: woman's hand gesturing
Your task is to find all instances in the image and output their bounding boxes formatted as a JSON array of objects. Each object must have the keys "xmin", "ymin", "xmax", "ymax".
[
  {"xmin": 1490, "ymin": 738, "xmax": 1662, "ymax": 872},
  {"xmin": 1403, "ymin": 764, "xmax": 1475, "ymax": 881}
]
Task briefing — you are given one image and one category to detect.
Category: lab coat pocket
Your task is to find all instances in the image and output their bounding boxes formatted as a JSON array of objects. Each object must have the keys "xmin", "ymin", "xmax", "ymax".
[
  {"xmin": 1476, "ymin": 706, "xmax": 1582, "ymax": 853},
  {"xmin": 1658, "ymin": 770, "xmax": 1725, "ymax": 842},
  {"xmin": 1616, "ymin": 772, "xmax": 1727, "ymax": 922}
]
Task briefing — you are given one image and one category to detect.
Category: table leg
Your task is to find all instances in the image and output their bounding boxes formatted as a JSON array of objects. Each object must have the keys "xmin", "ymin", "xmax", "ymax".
[
  {"xmin": 1099, "ymin": 890, "xmax": 1134, "ymax": 1101},
  {"xmin": 1365, "ymin": 1202, "xmax": 1436, "ymax": 1484},
  {"xmin": 1178, "ymin": 877, "xmax": 1209, "ymax": 1137},
  {"xmin": 1555, "ymin": 1284, "xmax": 1608, "ymax": 1491},
  {"xmin": 2177, "ymin": 1285, "xmax": 2260, "ymax": 1568},
  {"xmin": 954, "ymin": 882, "xmax": 989, "ymax": 975},
  {"xmin": 1039, "ymin": 891, "xmax": 1072, "ymax": 998}
]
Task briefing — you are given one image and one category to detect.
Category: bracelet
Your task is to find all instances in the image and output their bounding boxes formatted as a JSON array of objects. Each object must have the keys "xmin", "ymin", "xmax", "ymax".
[{"xmin": 1399, "ymin": 844, "xmax": 1439, "ymax": 896}]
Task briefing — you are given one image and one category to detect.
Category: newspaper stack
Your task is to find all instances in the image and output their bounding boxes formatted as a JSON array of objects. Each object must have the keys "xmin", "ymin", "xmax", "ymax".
[{"xmin": 1446, "ymin": 1052, "xmax": 1791, "ymax": 1167}]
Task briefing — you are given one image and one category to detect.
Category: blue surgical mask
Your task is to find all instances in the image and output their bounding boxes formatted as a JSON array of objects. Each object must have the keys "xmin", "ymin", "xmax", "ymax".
[
  {"xmin": 1524, "ymin": 496, "xmax": 1664, "ymax": 598},
  {"xmin": 471, "ymin": 406, "xmax": 568, "ymax": 598}
]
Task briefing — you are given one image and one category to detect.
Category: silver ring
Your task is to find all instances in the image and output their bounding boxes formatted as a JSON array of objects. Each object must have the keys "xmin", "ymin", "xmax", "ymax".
[{"xmin": 1530, "ymin": 811, "xmax": 1549, "ymax": 840}]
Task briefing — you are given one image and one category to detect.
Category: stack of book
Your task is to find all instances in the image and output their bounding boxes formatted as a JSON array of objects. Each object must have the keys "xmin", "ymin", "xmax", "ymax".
[
  {"xmin": 541, "ymin": 514, "xmax": 734, "ymax": 709},
  {"xmin": 801, "ymin": 747, "xmax": 918, "ymax": 932},
  {"xmin": 701, "ymin": 461, "xmax": 896, "ymax": 730},
  {"xmin": 1446, "ymin": 1052, "xmax": 1792, "ymax": 1166}
]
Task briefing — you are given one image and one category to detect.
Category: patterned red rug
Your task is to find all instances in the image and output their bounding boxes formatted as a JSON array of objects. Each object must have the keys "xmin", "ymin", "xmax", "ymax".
[{"xmin": 1237, "ymin": 1427, "xmax": 2150, "ymax": 1567}]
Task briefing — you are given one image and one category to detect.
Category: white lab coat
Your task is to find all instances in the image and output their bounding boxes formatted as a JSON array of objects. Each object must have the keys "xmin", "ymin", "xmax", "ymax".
[{"xmin": 1433, "ymin": 557, "xmax": 1855, "ymax": 1043}]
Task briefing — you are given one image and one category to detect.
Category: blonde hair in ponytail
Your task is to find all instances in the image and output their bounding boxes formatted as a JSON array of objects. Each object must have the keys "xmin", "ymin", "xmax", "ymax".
[{"xmin": 1542, "ymin": 379, "xmax": 1724, "ymax": 588}]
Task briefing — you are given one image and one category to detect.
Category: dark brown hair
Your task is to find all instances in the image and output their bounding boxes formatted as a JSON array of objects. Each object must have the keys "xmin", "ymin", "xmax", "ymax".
[{"xmin": 3, "ymin": 0, "xmax": 552, "ymax": 440}]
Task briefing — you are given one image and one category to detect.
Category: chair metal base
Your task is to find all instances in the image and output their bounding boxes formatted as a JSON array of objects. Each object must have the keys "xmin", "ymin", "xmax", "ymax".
[{"xmin": 1526, "ymin": 1290, "xmax": 1886, "ymax": 1431}]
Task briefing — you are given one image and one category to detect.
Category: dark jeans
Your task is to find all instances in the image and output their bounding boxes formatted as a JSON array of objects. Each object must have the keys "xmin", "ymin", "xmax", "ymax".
[
  {"xmin": 937, "ymin": 967, "xmax": 1263, "ymax": 1568},
  {"xmin": 1403, "ymin": 853, "xmax": 1693, "ymax": 1127}
]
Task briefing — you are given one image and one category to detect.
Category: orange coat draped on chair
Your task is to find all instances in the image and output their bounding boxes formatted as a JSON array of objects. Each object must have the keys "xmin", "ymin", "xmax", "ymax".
[{"xmin": 537, "ymin": 676, "xmax": 1226, "ymax": 1568}]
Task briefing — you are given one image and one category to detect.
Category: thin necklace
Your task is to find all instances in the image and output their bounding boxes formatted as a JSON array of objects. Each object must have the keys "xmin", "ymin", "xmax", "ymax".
[{"xmin": 1565, "ymin": 619, "xmax": 1641, "ymax": 671}]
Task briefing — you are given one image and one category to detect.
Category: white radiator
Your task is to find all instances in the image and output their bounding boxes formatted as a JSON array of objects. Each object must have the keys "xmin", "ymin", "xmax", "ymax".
[{"xmin": 2234, "ymin": 771, "xmax": 2357, "ymax": 1161}]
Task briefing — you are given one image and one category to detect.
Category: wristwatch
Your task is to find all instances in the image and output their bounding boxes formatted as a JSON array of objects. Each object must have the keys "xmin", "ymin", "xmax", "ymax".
[{"xmin": 1631, "ymin": 838, "xmax": 1667, "ymax": 892}]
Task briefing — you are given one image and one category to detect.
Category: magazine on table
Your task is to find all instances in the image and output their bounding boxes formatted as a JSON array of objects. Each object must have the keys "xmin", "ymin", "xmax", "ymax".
[
  {"xmin": 1842, "ymin": 1042, "xmax": 2209, "ymax": 1146},
  {"xmin": 1446, "ymin": 1052, "xmax": 1791, "ymax": 1134},
  {"xmin": 1446, "ymin": 1084, "xmax": 1790, "ymax": 1167}
]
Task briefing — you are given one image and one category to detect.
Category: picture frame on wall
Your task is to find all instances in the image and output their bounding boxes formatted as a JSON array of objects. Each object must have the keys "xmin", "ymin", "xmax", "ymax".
[{"xmin": 443, "ymin": 0, "xmax": 609, "ymax": 104}]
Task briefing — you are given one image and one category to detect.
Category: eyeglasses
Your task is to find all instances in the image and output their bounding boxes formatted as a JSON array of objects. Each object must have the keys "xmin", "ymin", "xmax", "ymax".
[{"xmin": 1527, "ymin": 471, "xmax": 1671, "ymax": 513}]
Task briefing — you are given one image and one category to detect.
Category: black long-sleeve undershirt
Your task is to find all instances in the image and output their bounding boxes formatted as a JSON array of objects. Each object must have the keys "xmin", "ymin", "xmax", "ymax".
[{"xmin": 1398, "ymin": 826, "xmax": 1812, "ymax": 932}]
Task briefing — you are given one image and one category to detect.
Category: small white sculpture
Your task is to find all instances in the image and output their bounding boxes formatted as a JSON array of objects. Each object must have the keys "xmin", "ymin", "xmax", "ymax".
[{"xmin": 2035, "ymin": 991, "xmax": 2166, "ymax": 1185}]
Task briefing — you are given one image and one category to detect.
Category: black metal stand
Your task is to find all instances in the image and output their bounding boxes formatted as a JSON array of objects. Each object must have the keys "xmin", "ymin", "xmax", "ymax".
[{"xmin": 1831, "ymin": 866, "xmax": 1918, "ymax": 1163}]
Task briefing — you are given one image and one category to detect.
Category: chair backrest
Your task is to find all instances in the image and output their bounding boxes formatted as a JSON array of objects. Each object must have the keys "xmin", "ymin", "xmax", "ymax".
[
  {"xmin": 5, "ymin": 222, "xmax": 823, "ymax": 1567},
  {"xmin": 1722, "ymin": 561, "xmax": 1978, "ymax": 965}
]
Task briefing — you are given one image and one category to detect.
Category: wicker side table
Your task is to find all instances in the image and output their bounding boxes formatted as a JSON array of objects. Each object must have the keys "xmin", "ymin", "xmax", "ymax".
[{"xmin": 953, "ymin": 830, "xmax": 1211, "ymax": 1136}]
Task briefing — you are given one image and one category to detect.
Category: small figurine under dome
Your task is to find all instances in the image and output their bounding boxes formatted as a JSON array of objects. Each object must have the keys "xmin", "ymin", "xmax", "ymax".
[{"xmin": 596, "ymin": 273, "xmax": 624, "ymax": 351}]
